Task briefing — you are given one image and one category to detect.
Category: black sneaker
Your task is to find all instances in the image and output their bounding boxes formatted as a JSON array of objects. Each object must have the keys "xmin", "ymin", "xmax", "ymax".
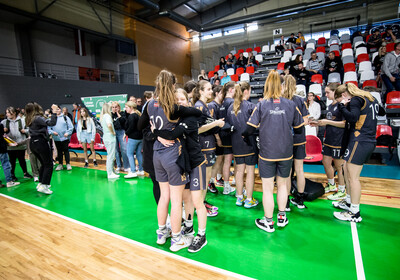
[
  {"xmin": 216, "ymin": 178, "xmax": 224, "ymax": 186},
  {"xmin": 204, "ymin": 200, "xmax": 218, "ymax": 211},
  {"xmin": 255, "ymin": 217, "xmax": 275, "ymax": 233},
  {"xmin": 188, "ymin": 234, "xmax": 207, "ymax": 253},
  {"xmin": 334, "ymin": 210, "xmax": 362, "ymax": 223},
  {"xmin": 285, "ymin": 196, "xmax": 291, "ymax": 212},
  {"xmin": 290, "ymin": 193, "xmax": 306, "ymax": 209},
  {"xmin": 84, "ymin": 162, "xmax": 89, "ymax": 168},
  {"xmin": 277, "ymin": 213, "xmax": 289, "ymax": 227},
  {"xmin": 93, "ymin": 161, "xmax": 98, "ymax": 167},
  {"xmin": 208, "ymin": 182, "xmax": 218, "ymax": 193},
  {"xmin": 181, "ymin": 225, "xmax": 194, "ymax": 236},
  {"xmin": 24, "ymin": 173, "xmax": 33, "ymax": 179}
]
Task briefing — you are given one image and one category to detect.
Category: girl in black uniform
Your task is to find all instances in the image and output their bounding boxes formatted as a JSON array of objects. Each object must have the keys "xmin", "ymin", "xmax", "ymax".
[{"xmin": 333, "ymin": 83, "xmax": 384, "ymax": 222}]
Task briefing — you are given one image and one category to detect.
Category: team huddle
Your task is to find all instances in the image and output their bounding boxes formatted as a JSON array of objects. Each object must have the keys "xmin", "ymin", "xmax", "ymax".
[{"xmin": 138, "ymin": 69, "xmax": 382, "ymax": 253}]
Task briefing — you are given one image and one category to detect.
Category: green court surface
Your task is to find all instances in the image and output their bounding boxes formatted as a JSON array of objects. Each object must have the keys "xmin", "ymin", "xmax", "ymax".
[{"xmin": 1, "ymin": 166, "xmax": 399, "ymax": 280}]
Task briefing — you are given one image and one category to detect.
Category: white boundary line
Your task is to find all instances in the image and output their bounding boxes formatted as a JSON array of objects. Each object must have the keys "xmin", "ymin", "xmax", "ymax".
[
  {"xmin": 0, "ymin": 194, "xmax": 255, "ymax": 280},
  {"xmin": 351, "ymin": 222, "xmax": 366, "ymax": 280}
]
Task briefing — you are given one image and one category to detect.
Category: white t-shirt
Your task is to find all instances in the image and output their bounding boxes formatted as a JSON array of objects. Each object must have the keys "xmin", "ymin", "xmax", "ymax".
[{"xmin": 101, "ymin": 114, "xmax": 115, "ymax": 142}]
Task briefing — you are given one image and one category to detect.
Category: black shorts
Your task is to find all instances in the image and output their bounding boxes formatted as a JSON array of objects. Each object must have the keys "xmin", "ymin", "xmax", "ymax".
[
  {"xmin": 322, "ymin": 145, "xmax": 342, "ymax": 159},
  {"xmin": 234, "ymin": 154, "xmax": 258, "ymax": 165},
  {"xmin": 223, "ymin": 146, "xmax": 233, "ymax": 155},
  {"xmin": 216, "ymin": 146, "xmax": 224, "ymax": 156},
  {"xmin": 188, "ymin": 162, "xmax": 207, "ymax": 191},
  {"xmin": 344, "ymin": 141, "xmax": 375, "ymax": 165},
  {"xmin": 259, "ymin": 158, "xmax": 293, "ymax": 178},
  {"xmin": 204, "ymin": 152, "xmax": 217, "ymax": 167},
  {"xmin": 293, "ymin": 144, "xmax": 306, "ymax": 160}
]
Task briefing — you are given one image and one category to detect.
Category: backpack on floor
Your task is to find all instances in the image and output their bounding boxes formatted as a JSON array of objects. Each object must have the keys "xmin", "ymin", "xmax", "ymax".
[{"xmin": 291, "ymin": 177, "xmax": 325, "ymax": 201}]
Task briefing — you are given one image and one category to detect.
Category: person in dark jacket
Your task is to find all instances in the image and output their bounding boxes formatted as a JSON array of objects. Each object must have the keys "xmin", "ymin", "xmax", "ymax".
[
  {"xmin": 324, "ymin": 51, "xmax": 343, "ymax": 81},
  {"xmin": 0, "ymin": 123, "xmax": 20, "ymax": 188},
  {"xmin": 111, "ymin": 102, "xmax": 129, "ymax": 172}
]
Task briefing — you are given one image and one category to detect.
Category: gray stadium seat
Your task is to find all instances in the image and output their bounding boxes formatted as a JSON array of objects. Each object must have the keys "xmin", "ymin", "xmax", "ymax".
[
  {"xmin": 328, "ymin": 72, "xmax": 341, "ymax": 83},
  {"xmin": 342, "ymin": 56, "xmax": 354, "ymax": 64}
]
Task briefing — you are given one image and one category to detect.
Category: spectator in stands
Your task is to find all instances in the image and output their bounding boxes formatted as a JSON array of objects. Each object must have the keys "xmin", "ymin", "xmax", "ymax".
[
  {"xmin": 219, "ymin": 57, "xmax": 226, "ymax": 70},
  {"xmin": 72, "ymin": 103, "xmax": 81, "ymax": 131},
  {"xmin": 324, "ymin": 51, "xmax": 343, "ymax": 81},
  {"xmin": 221, "ymin": 71, "xmax": 231, "ymax": 85},
  {"xmin": 382, "ymin": 42, "xmax": 400, "ymax": 100},
  {"xmin": 111, "ymin": 101, "xmax": 129, "ymax": 173},
  {"xmin": 275, "ymin": 35, "xmax": 286, "ymax": 55},
  {"xmin": 236, "ymin": 52, "xmax": 247, "ymax": 70},
  {"xmin": 286, "ymin": 54, "xmax": 303, "ymax": 76},
  {"xmin": 384, "ymin": 27, "xmax": 397, "ymax": 43},
  {"xmin": 210, "ymin": 72, "xmax": 220, "ymax": 85},
  {"xmin": 286, "ymin": 33, "xmax": 297, "ymax": 50},
  {"xmin": 306, "ymin": 51, "xmax": 324, "ymax": 76},
  {"xmin": 214, "ymin": 79, "xmax": 221, "ymax": 86},
  {"xmin": 296, "ymin": 32, "xmax": 305, "ymax": 48},
  {"xmin": 367, "ymin": 29, "xmax": 383, "ymax": 53},
  {"xmin": 247, "ymin": 52, "xmax": 257, "ymax": 69},
  {"xmin": 305, "ymin": 92, "xmax": 321, "ymax": 136},
  {"xmin": 225, "ymin": 53, "xmax": 236, "ymax": 71},
  {"xmin": 198, "ymin": 69, "xmax": 208, "ymax": 81},
  {"xmin": 62, "ymin": 107, "xmax": 73, "ymax": 122},
  {"xmin": 294, "ymin": 62, "xmax": 310, "ymax": 91},
  {"xmin": 129, "ymin": 96, "xmax": 136, "ymax": 103},
  {"xmin": 374, "ymin": 45, "xmax": 387, "ymax": 87}
]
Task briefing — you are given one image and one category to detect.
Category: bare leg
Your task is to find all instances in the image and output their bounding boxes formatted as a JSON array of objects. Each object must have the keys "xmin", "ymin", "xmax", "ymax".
[
  {"xmin": 346, "ymin": 163, "xmax": 363, "ymax": 204},
  {"xmin": 89, "ymin": 141, "xmax": 96, "ymax": 162},
  {"xmin": 261, "ymin": 177, "xmax": 275, "ymax": 218},
  {"xmin": 169, "ymin": 184, "xmax": 185, "ymax": 234},
  {"xmin": 81, "ymin": 142, "xmax": 88, "ymax": 162},
  {"xmin": 158, "ymin": 182, "xmax": 170, "ymax": 227},
  {"xmin": 294, "ymin": 159, "xmax": 305, "ymax": 193},
  {"xmin": 276, "ymin": 176, "xmax": 288, "ymax": 211},
  {"xmin": 192, "ymin": 190, "xmax": 207, "ymax": 230},
  {"xmin": 183, "ymin": 189, "xmax": 194, "ymax": 220},
  {"xmin": 235, "ymin": 164, "xmax": 245, "ymax": 196},
  {"xmin": 334, "ymin": 159, "xmax": 345, "ymax": 186},
  {"xmin": 322, "ymin": 155, "xmax": 334, "ymax": 181},
  {"xmin": 223, "ymin": 154, "xmax": 233, "ymax": 184},
  {"xmin": 245, "ymin": 165, "xmax": 256, "ymax": 199}
]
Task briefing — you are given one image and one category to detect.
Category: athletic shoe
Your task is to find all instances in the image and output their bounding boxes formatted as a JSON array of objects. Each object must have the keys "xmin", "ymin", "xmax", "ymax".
[
  {"xmin": 34, "ymin": 177, "xmax": 39, "ymax": 182},
  {"xmin": 285, "ymin": 198, "xmax": 291, "ymax": 212},
  {"xmin": 236, "ymin": 196, "xmax": 246, "ymax": 206},
  {"xmin": 108, "ymin": 173, "xmax": 120, "ymax": 179},
  {"xmin": 188, "ymin": 234, "xmax": 207, "ymax": 253},
  {"xmin": 36, "ymin": 183, "xmax": 42, "ymax": 190},
  {"xmin": 84, "ymin": 162, "xmax": 89, "ymax": 168},
  {"xmin": 208, "ymin": 182, "xmax": 218, "ymax": 193},
  {"xmin": 23, "ymin": 173, "xmax": 33, "ymax": 179},
  {"xmin": 66, "ymin": 164, "xmax": 72, "ymax": 171},
  {"xmin": 93, "ymin": 161, "xmax": 98, "ymax": 167},
  {"xmin": 332, "ymin": 199, "xmax": 350, "ymax": 211},
  {"xmin": 123, "ymin": 168, "xmax": 131, "ymax": 172},
  {"xmin": 290, "ymin": 194, "xmax": 306, "ymax": 209},
  {"xmin": 124, "ymin": 172, "xmax": 138, "ymax": 179},
  {"xmin": 156, "ymin": 228, "xmax": 171, "ymax": 245},
  {"xmin": 55, "ymin": 165, "xmax": 63, "ymax": 171},
  {"xmin": 181, "ymin": 225, "xmax": 194, "ymax": 236},
  {"xmin": 204, "ymin": 201, "xmax": 218, "ymax": 211},
  {"xmin": 216, "ymin": 178, "xmax": 224, "ymax": 186},
  {"xmin": 244, "ymin": 198, "xmax": 259, "ymax": 209},
  {"xmin": 137, "ymin": 171, "xmax": 145, "ymax": 176},
  {"xmin": 334, "ymin": 211, "xmax": 362, "ymax": 223},
  {"xmin": 277, "ymin": 213, "xmax": 289, "ymax": 227},
  {"xmin": 328, "ymin": 190, "xmax": 346, "ymax": 201},
  {"xmin": 231, "ymin": 177, "xmax": 236, "ymax": 185},
  {"xmin": 206, "ymin": 208, "xmax": 218, "ymax": 217},
  {"xmin": 115, "ymin": 167, "xmax": 120, "ymax": 173},
  {"xmin": 223, "ymin": 185, "xmax": 235, "ymax": 195},
  {"xmin": 255, "ymin": 217, "xmax": 275, "ymax": 233},
  {"xmin": 170, "ymin": 235, "xmax": 193, "ymax": 252},
  {"xmin": 37, "ymin": 185, "xmax": 53, "ymax": 194},
  {"xmin": 6, "ymin": 181, "xmax": 20, "ymax": 188},
  {"xmin": 325, "ymin": 183, "xmax": 338, "ymax": 193}
]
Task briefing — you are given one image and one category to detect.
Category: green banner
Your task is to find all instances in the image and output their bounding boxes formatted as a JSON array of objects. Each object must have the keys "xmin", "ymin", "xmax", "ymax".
[{"xmin": 81, "ymin": 94, "xmax": 127, "ymax": 118}]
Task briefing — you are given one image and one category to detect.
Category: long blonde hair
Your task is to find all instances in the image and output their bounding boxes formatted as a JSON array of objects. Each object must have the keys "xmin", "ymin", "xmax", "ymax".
[
  {"xmin": 100, "ymin": 102, "xmax": 112, "ymax": 121},
  {"xmin": 264, "ymin": 70, "xmax": 282, "ymax": 99},
  {"xmin": 233, "ymin": 81, "xmax": 250, "ymax": 116},
  {"xmin": 155, "ymin": 70, "xmax": 177, "ymax": 121},
  {"xmin": 282, "ymin": 75, "xmax": 296, "ymax": 100},
  {"xmin": 125, "ymin": 101, "xmax": 142, "ymax": 116},
  {"xmin": 336, "ymin": 83, "xmax": 375, "ymax": 102}
]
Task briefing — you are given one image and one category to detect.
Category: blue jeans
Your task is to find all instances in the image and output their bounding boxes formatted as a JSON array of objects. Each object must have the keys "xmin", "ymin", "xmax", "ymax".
[
  {"xmin": 0, "ymin": 153, "xmax": 12, "ymax": 182},
  {"xmin": 115, "ymin": 129, "xmax": 129, "ymax": 169},
  {"xmin": 382, "ymin": 73, "xmax": 400, "ymax": 95},
  {"xmin": 127, "ymin": 138, "xmax": 143, "ymax": 172}
]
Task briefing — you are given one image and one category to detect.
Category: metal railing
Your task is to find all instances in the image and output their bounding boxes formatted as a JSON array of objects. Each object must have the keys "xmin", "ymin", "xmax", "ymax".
[{"xmin": 0, "ymin": 56, "xmax": 138, "ymax": 85}]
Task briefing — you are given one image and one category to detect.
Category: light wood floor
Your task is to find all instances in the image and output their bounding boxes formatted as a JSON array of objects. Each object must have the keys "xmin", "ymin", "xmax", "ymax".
[{"xmin": 0, "ymin": 196, "xmax": 243, "ymax": 280}]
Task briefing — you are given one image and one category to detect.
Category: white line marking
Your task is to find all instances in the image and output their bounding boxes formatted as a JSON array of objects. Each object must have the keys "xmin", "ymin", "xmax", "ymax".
[
  {"xmin": 351, "ymin": 222, "xmax": 366, "ymax": 280},
  {"xmin": 0, "ymin": 194, "xmax": 255, "ymax": 280}
]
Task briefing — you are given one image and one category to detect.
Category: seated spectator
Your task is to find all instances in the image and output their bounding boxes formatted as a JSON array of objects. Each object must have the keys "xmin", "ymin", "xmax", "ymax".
[
  {"xmin": 221, "ymin": 71, "xmax": 231, "ymax": 85},
  {"xmin": 246, "ymin": 52, "xmax": 257, "ymax": 69},
  {"xmin": 225, "ymin": 53, "xmax": 236, "ymax": 71},
  {"xmin": 305, "ymin": 92, "xmax": 321, "ymax": 136},
  {"xmin": 210, "ymin": 72, "xmax": 220, "ymax": 85},
  {"xmin": 296, "ymin": 32, "xmax": 305, "ymax": 48},
  {"xmin": 324, "ymin": 51, "xmax": 343, "ymax": 80},
  {"xmin": 219, "ymin": 57, "xmax": 226, "ymax": 70},
  {"xmin": 374, "ymin": 45, "xmax": 387, "ymax": 88},
  {"xmin": 286, "ymin": 33, "xmax": 297, "ymax": 50},
  {"xmin": 367, "ymin": 29, "xmax": 383, "ymax": 53},
  {"xmin": 214, "ymin": 79, "xmax": 221, "ymax": 86},
  {"xmin": 306, "ymin": 51, "xmax": 324, "ymax": 77},
  {"xmin": 198, "ymin": 69, "xmax": 208, "ymax": 81},
  {"xmin": 383, "ymin": 27, "xmax": 397, "ymax": 43},
  {"xmin": 381, "ymin": 42, "xmax": 400, "ymax": 101},
  {"xmin": 236, "ymin": 53, "xmax": 247, "ymax": 70},
  {"xmin": 285, "ymin": 54, "xmax": 303, "ymax": 76},
  {"xmin": 294, "ymin": 62, "xmax": 310, "ymax": 91},
  {"xmin": 275, "ymin": 35, "xmax": 286, "ymax": 55}
]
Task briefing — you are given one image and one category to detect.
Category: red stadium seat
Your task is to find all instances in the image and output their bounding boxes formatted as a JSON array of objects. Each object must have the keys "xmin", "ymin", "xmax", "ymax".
[
  {"xmin": 357, "ymin": 53, "xmax": 369, "ymax": 63},
  {"xmin": 214, "ymin": 65, "xmax": 220, "ymax": 71},
  {"xmin": 236, "ymin": 67, "xmax": 245, "ymax": 76},
  {"xmin": 225, "ymin": 54, "xmax": 229, "ymax": 60},
  {"xmin": 333, "ymin": 50, "xmax": 340, "ymax": 57},
  {"xmin": 246, "ymin": 66, "xmax": 255, "ymax": 74},
  {"xmin": 238, "ymin": 49, "xmax": 244, "ymax": 54},
  {"xmin": 346, "ymin": 81, "xmax": 358, "ymax": 87},
  {"xmin": 94, "ymin": 133, "xmax": 106, "ymax": 151},
  {"xmin": 254, "ymin": 46, "xmax": 261, "ymax": 53},
  {"xmin": 246, "ymin": 48, "xmax": 253, "ymax": 52},
  {"xmin": 296, "ymin": 47, "xmax": 305, "ymax": 51},
  {"xmin": 344, "ymin": 63, "xmax": 356, "ymax": 72},
  {"xmin": 311, "ymin": 74, "xmax": 323, "ymax": 84},
  {"xmin": 208, "ymin": 71, "xmax": 215, "ymax": 79},
  {"xmin": 342, "ymin": 43, "xmax": 352, "ymax": 50},
  {"xmin": 316, "ymin": 46, "xmax": 325, "ymax": 53},
  {"xmin": 386, "ymin": 91, "xmax": 400, "ymax": 109},
  {"xmin": 230, "ymin": 74, "xmax": 239, "ymax": 82},
  {"xmin": 317, "ymin": 37, "xmax": 326, "ymax": 45},
  {"xmin": 68, "ymin": 133, "xmax": 82, "ymax": 149},
  {"xmin": 362, "ymin": 80, "xmax": 378, "ymax": 88},
  {"xmin": 277, "ymin": 63, "xmax": 285, "ymax": 70},
  {"xmin": 386, "ymin": 43, "xmax": 395, "ymax": 52},
  {"xmin": 376, "ymin": 125, "xmax": 393, "ymax": 138},
  {"xmin": 234, "ymin": 53, "xmax": 240, "ymax": 59},
  {"xmin": 366, "ymin": 34, "xmax": 371, "ymax": 43},
  {"xmin": 304, "ymin": 135, "xmax": 323, "ymax": 162}
]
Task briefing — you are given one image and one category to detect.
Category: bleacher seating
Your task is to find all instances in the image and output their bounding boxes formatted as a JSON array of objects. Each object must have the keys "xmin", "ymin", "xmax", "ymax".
[
  {"xmin": 309, "ymin": 84, "xmax": 322, "ymax": 96},
  {"xmin": 230, "ymin": 74, "xmax": 239, "ymax": 82},
  {"xmin": 344, "ymin": 63, "xmax": 356, "ymax": 72},
  {"xmin": 328, "ymin": 72, "xmax": 341, "ymax": 83},
  {"xmin": 261, "ymin": 45, "xmax": 269, "ymax": 52},
  {"xmin": 386, "ymin": 91, "xmax": 400, "ymax": 109},
  {"xmin": 240, "ymin": 73, "xmax": 250, "ymax": 82},
  {"xmin": 218, "ymin": 69, "xmax": 224, "ymax": 76},
  {"xmin": 386, "ymin": 43, "xmax": 395, "ymax": 52},
  {"xmin": 246, "ymin": 66, "xmax": 255, "ymax": 74},
  {"xmin": 357, "ymin": 53, "xmax": 370, "ymax": 63},
  {"xmin": 346, "ymin": 81, "xmax": 358, "ymax": 87},
  {"xmin": 246, "ymin": 48, "xmax": 253, "ymax": 53},
  {"xmin": 254, "ymin": 46, "xmax": 261, "ymax": 53},
  {"xmin": 358, "ymin": 61, "xmax": 373, "ymax": 73},
  {"xmin": 311, "ymin": 74, "xmax": 323, "ymax": 84},
  {"xmin": 227, "ymin": 68, "xmax": 235, "ymax": 75},
  {"xmin": 243, "ymin": 52, "xmax": 249, "ymax": 58},
  {"xmin": 344, "ymin": 71, "xmax": 357, "ymax": 83},
  {"xmin": 355, "ymin": 47, "xmax": 368, "ymax": 58},
  {"xmin": 342, "ymin": 48, "xmax": 353, "ymax": 57},
  {"xmin": 363, "ymin": 80, "xmax": 378, "ymax": 88},
  {"xmin": 304, "ymin": 135, "xmax": 323, "ymax": 162},
  {"xmin": 208, "ymin": 71, "xmax": 215, "ymax": 79},
  {"xmin": 342, "ymin": 43, "xmax": 352, "ymax": 50},
  {"xmin": 317, "ymin": 37, "xmax": 327, "ymax": 46},
  {"xmin": 236, "ymin": 67, "xmax": 245, "ymax": 76},
  {"xmin": 296, "ymin": 84, "xmax": 306, "ymax": 95}
]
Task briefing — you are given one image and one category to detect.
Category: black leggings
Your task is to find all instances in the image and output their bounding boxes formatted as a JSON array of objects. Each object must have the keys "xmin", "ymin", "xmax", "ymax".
[
  {"xmin": 30, "ymin": 138, "xmax": 53, "ymax": 185},
  {"xmin": 54, "ymin": 140, "xmax": 70, "ymax": 164},
  {"xmin": 8, "ymin": 150, "xmax": 28, "ymax": 176},
  {"xmin": 150, "ymin": 172, "xmax": 160, "ymax": 205}
]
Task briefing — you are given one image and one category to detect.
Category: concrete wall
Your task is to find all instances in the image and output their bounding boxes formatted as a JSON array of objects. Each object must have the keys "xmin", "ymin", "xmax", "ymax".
[{"xmin": 0, "ymin": 21, "xmax": 19, "ymax": 59}]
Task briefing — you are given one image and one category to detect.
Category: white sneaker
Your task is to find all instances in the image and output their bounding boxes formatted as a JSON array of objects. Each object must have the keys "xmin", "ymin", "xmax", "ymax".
[
  {"xmin": 223, "ymin": 185, "xmax": 236, "ymax": 195},
  {"xmin": 55, "ymin": 165, "xmax": 63, "ymax": 171},
  {"xmin": 156, "ymin": 228, "xmax": 171, "ymax": 245},
  {"xmin": 38, "ymin": 185, "xmax": 53, "ymax": 194},
  {"xmin": 115, "ymin": 167, "xmax": 120, "ymax": 173},
  {"xmin": 34, "ymin": 177, "xmax": 39, "ymax": 182},
  {"xmin": 6, "ymin": 181, "xmax": 20, "ymax": 188},
  {"xmin": 124, "ymin": 172, "xmax": 138, "ymax": 179},
  {"xmin": 36, "ymin": 183, "xmax": 42, "ymax": 190},
  {"xmin": 170, "ymin": 234, "xmax": 193, "ymax": 252},
  {"xmin": 108, "ymin": 173, "xmax": 120, "ymax": 179},
  {"xmin": 137, "ymin": 171, "xmax": 145, "ymax": 176},
  {"xmin": 123, "ymin": 168, "xmax": 131, "ymax": 172},
  {"xmin": 66, "ymin": 164, "xmax": 72, "ymax": 171}
]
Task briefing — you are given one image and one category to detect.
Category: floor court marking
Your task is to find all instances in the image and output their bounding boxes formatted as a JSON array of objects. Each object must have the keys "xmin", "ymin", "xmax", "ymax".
[
  {"xmin": 351, "ymin": 222, "xmax": 366, "ymax": 280},
  {"xmin": 0, "ymin": 193, "xmax": 255, "ymax": 280}
]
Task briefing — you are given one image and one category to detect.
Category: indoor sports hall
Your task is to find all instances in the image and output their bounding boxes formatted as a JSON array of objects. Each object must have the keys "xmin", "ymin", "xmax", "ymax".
[{"xmin": 0, "ymin": 1, "xmax": 399, "ymax": 279}]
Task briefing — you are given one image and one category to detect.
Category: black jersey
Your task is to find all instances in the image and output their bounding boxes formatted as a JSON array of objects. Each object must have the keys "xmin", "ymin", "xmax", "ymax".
[
  {"xmin": 218, "ymin": 97, "xmax": 234, "ymax": 147},
  {"xmin": 292, "ymin": 95, "xmax": 309, "ymax": 145},
  {"xmin": 324, "ymin": 102, "xmax": 345, "ymax": 148},
  {"xmin": 226, "ymin": 100, "xmax": 256, "ymax": 157},
  {"xmin": 195, "ymin": 100, "xmax": 216, "ymax": 152},
  {"xmin": 208, "ymin": 100, "xmax": 221, "ymax": 119},
  {"xmin": 247, "ymin": 98, "xmax": 304, "ymax": 161}
]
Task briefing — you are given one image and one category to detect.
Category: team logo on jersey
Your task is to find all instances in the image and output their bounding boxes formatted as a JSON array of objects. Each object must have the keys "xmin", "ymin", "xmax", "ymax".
[
  {"xmin": 270, "ymin": 107, "xmax": 285, "ymax": 115},
  {"xmin": 154, "ymin": 101, "xmax": 159, "ymax": 107},
  {"xmin": 326, "ymin": 112, "xmax": 333, "ymax": 120},
  {"xmin": 273, "ymin": 99, "xmax": 280, "ymax": 104}
]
